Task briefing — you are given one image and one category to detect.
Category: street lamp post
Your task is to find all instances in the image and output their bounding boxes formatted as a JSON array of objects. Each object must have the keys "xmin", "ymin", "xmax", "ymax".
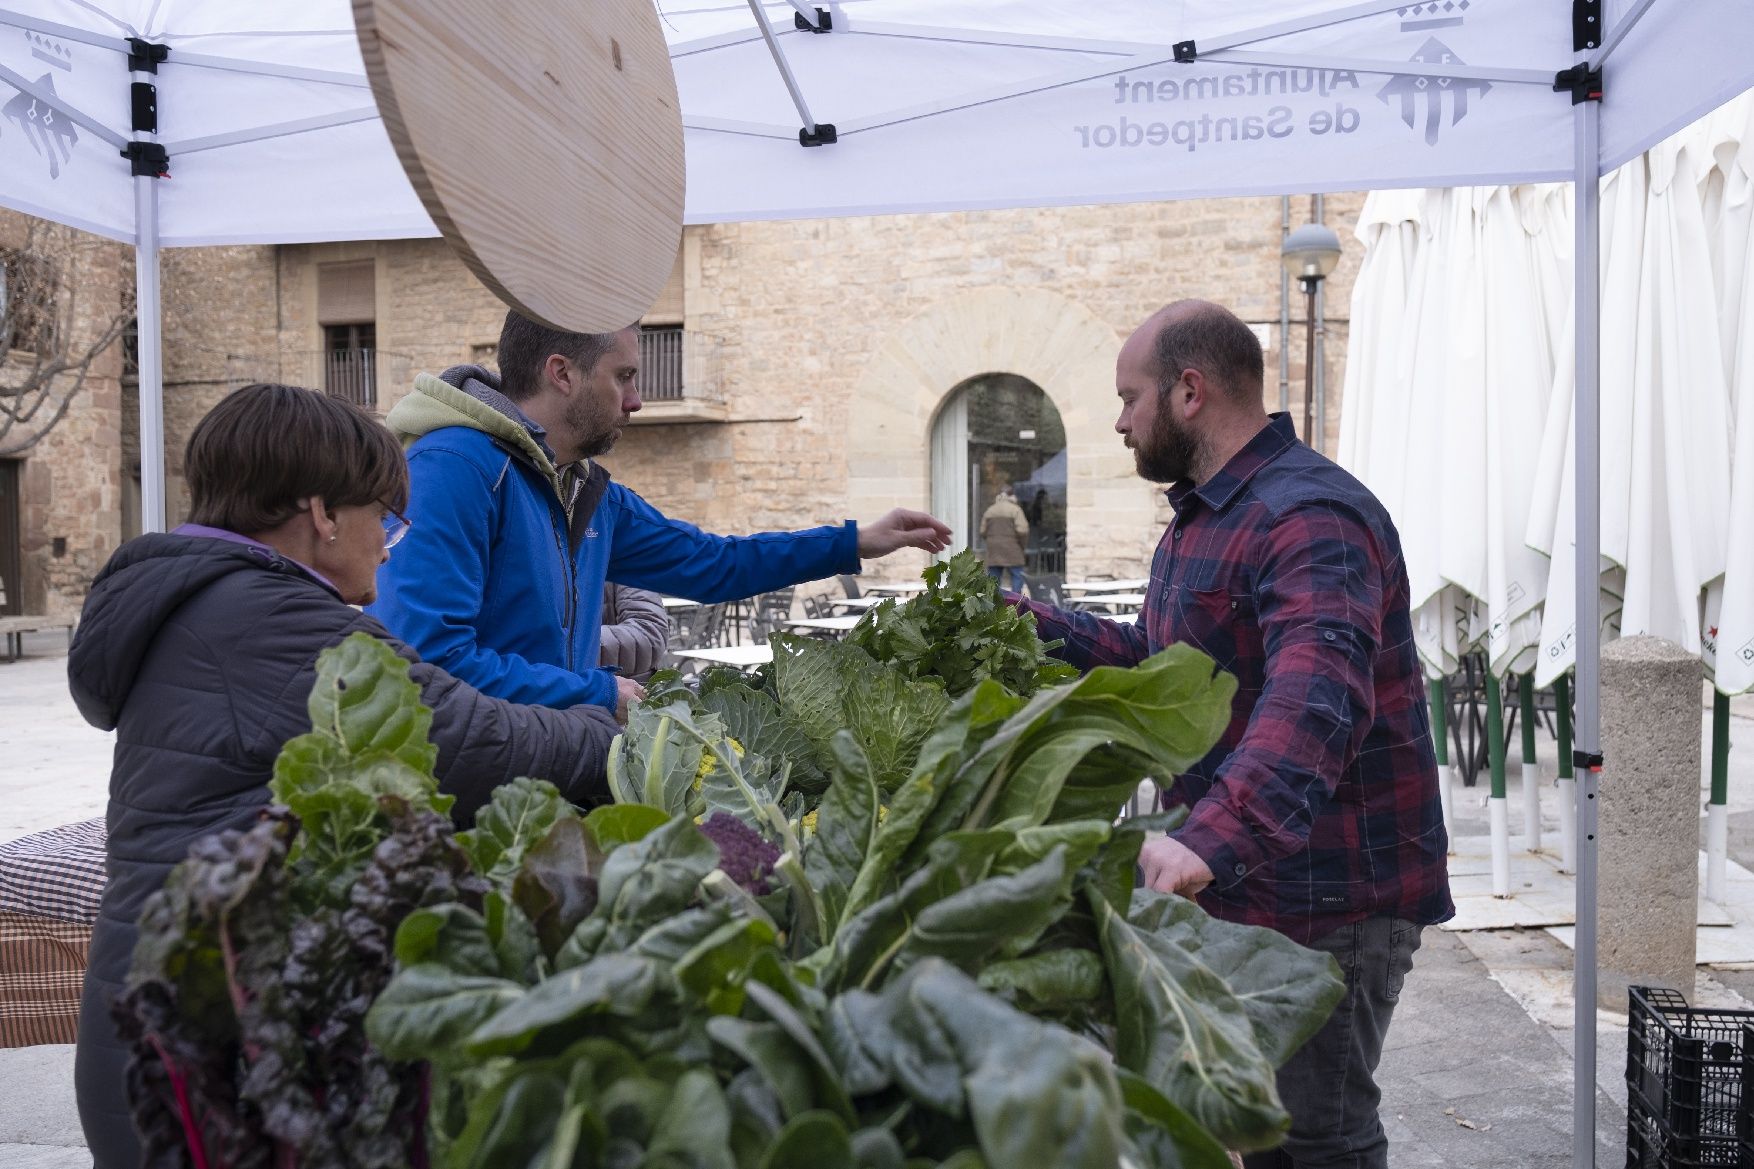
[{"xmin": 1280, "ymin": 222, "xmax": 1342, "ymax": 449}]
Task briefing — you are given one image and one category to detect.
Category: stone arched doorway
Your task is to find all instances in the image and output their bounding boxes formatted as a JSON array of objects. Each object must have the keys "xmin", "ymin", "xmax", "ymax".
[
  {"xmin": 930, "ymin": 372, "xmax": 1067, "ymax": 575},
  {"xmin": 847, "ymin": 287, "xmax": 1161, "ymax": 580}
]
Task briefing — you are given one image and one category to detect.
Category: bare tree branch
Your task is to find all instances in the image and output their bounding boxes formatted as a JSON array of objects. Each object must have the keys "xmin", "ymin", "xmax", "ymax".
[{"xmin": 0, "ymin": 217, "xmax": 134, "ymax": 457}]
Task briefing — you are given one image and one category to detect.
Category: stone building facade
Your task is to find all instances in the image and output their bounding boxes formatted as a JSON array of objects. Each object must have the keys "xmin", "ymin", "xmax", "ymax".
[{"xmin": 3, "ymin": 195, "xmax": 1365, "ymax": 614}]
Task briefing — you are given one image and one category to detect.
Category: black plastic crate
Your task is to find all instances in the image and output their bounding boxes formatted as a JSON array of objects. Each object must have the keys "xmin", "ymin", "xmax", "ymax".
[{"xmin": 1626, "ymin": 986, "xmax": 1754, "ymax": 1168}]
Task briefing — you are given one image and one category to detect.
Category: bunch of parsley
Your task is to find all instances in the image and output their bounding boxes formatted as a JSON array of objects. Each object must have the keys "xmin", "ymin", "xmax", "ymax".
[{"xmin": 845, "ymin": 550, "xmax": 1078, "ymax": 698}]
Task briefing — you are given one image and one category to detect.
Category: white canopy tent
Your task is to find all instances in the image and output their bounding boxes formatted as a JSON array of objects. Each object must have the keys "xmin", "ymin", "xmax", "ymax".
[{"xmin": 5, "ymin": 1, "xmax": 1754, "ymax": 1161}]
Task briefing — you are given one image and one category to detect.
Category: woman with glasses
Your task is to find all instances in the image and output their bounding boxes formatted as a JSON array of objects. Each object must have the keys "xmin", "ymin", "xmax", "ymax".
[{"xmin": 65, "ymin": 383, "xmax": 624, "ymax": 1169}]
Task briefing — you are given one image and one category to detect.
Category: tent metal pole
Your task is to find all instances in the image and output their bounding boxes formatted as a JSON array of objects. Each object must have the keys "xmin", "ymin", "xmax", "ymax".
[
  {"xmin": 135, "ymin": 175, "xmax": 164, "ymax": 534},
  {"xmin": 745, "ymin": 0, "xmax": 825, "ymax": 139},
  {"xmin": 1571, "ymin": 84, "xmax": 1603, "ymax": 1169},
  {"xmin": 131, "ymin": 46, "xmax": 166, "ymax": 535},
  {"xmin": 1589, "ymin": 0, "xmax": 1658, "ymax": 69}
]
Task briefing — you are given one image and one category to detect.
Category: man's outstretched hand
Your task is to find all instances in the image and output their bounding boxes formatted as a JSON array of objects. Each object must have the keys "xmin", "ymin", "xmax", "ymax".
[{"xmin": 857, "ymin": 508, "xmax": 953, "ymax": 559}]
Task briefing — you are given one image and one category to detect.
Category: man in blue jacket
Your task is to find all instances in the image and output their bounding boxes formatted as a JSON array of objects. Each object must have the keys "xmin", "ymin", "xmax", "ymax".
[{"xmin": 369, "ymin": 310, "xmax": 951, "ymax": 720}]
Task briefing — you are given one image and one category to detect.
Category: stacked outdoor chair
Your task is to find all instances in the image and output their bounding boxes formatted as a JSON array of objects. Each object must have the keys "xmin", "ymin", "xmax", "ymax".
[
  {"xmin": 750, "ymin": 589, "xmax": 794, "ymax": 644},
  {"xmin": 1022, "ymin": 572, "xmax": 1066, "ymax": 607},
  {"xmin": 0, "ymin": 818, "xmax": 106, "ymax": 1047}
]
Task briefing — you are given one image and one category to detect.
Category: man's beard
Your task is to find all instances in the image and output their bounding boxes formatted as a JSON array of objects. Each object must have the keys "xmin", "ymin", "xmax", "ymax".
[
  {"xmin": 571, "ymin": 398, "xmax": 623, "ymax": 460},
  {"xmin": 1132, "ymin": 407, "xmax": 1203, "ymax": 484}
]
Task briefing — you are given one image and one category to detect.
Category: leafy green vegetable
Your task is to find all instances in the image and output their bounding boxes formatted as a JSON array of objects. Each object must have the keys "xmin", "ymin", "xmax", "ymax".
[
  {"xmin": 457, "ymin": 776, "xmax": 573, "ymax": 888},
  {"xmin": 1092, "ymin": 891, "xmax": 1290, "ymax": 1151},
  {"xmin": 845, "ymin": 550, "xmax": 1078, "ymax": 697},
  {"xmin": 769, "ymin": 634, "xmax": 950, "ymax": 794},
  {"xmin": 131, "ymin": 586, "xmax": 1348, "ymax": 1169}
]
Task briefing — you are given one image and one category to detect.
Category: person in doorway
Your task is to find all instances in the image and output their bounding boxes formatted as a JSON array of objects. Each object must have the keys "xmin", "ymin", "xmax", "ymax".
[
  {"xmin": 1008, "ymin": 300, "xmax": 1452, "ymax": 1169},
  {"xmin": 66, "ymin": 384, "xmax": 624, "ymax": 1169},
  {"xmin": 599, "ymin": 579, "xmax": 670, "ymax": 683},
  {"xmin": 368, "ymin": 311, "xmax": 950, "ymax": 719},
  {"xmin": 979, "ymin": 487, "xmax": 1029, "ymax": 592}
]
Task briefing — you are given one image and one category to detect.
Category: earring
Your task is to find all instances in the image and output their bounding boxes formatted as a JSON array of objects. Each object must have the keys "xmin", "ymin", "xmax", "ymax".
[{"xmin": 329, "ymin": 535, "xmax": 338, "ymax": 542}]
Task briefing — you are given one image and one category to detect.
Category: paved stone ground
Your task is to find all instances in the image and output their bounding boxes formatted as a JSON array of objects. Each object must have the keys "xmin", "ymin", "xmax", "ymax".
[{"xmin": 6, "ymin": 630, "xmax": 1752, "ymax": 1167}]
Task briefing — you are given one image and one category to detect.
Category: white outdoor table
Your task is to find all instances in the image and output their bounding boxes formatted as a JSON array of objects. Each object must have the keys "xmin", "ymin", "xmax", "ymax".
[
  {"xmin": 832, "ymin": 595, "xmax": 890, "ymax": 612},
  {"xmin": 672, "ymin": 644, "xmax": 773, "ymax": 669},
  {"xmin": 1063, "ymin": 578, "xmax": 1150, "ymax": 594},
  {"xmin": 1070, "ymin": 592, "xmax": 1147, "ymax": 610},
  {"xmin": 785, "ymin": 616, "xmax": 863, "ymax": 634},
  {"xmin": 860, "ymin": 580, "xmax": 929, "ymax": 596}
]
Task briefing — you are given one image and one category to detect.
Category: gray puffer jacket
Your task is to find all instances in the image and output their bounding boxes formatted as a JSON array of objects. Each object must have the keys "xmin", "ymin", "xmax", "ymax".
[
  {"xmin": 599, "ymin": 581, "xmax": 670, "ymax": 681},
  {"xmin": 65, "ymin": 533, "xmax": 621, "ymax": 1169}
]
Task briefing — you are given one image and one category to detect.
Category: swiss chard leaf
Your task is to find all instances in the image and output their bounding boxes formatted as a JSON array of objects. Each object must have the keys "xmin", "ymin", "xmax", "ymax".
[
  {"xmin": 1118, "ymin": 1070, "xmax": 1237, "ymax": 1169},
  {"xmin": 583, "ymin": 802, "xmax": 670, "ymax": 853},
  {"xmin": 827, "ymin": 959, "xmax": 1126, "ymax": 1168},
  {"xmin": 838, "ymin": 681, "xmax": 1022, "ymax": 926},
  {"xmin": 363, "ymin": 962, "xmax": 525, "ymax": 1062},
  {"xmin": 456, "ymin": 776, "xmax": 573, "ymax": 889},
  {"xmin": 509, "ymin": 816, "xmax": 602, "ymax": 959},
  {"xmin": 802, "ymin": 733, "xmax": 883, "ymax": 937},
  {"xmin": 464, "ymin": 953, "xmax": 680, "ymax": 1058},
  {"xmin": 1127, "ymin": 890, "xmax": 1346, "ymax": 1069},
  {"xmin": 270, "ymin": 634, "xmax": 454, "ymax": 907},
  {"xmin": 1091, "ymin": 892, "xmax": 1288, "ymax": 1151},
  {"xmin": 758, "ymin": 1110, "xmax": 855, "ymax": 1169},
  {"xmin": 825, "ymin": 830, "xmax": 1014, "ymax": 992},
  {"xmin": 298, "ymin": 631, "xmax": 438, "ymax": 775},
  {"xmin": 976, "ymin": 948, "xmax": 1106, "ymax": 1011}
]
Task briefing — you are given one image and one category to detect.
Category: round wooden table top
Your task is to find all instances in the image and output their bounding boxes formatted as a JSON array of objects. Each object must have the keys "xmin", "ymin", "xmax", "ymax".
[{"xmin": 354, "ymin": 0, "xmax": 684, "ymax": 333}]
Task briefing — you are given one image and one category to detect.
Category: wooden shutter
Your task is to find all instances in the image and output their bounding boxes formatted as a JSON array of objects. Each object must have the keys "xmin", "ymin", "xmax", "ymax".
[{"xmin": 317, "ymin": 260, "xmax": 376, "ymax": 324}]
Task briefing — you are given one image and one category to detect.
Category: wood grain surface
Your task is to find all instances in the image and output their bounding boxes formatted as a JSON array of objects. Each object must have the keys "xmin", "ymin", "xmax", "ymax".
[{"xmin": 354, "ymin": 0, "xmax": 684, "ymax": 333}]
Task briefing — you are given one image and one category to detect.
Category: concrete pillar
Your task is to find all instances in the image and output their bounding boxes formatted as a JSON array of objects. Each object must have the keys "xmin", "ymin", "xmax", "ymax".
[{"xmin": 1597, "ymin": 636, "xmax": 1701, "ymax": 1007}]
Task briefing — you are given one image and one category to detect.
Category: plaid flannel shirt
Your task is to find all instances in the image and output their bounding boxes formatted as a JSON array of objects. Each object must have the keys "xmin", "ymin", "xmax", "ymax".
[{"xmin": 1015, "ymin": 414, "xmax": 1451, "ymax": 943}]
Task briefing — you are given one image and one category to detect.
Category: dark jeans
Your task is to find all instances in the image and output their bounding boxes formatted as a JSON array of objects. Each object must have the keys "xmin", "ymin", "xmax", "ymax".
[
  {"xmin": 986, "ymin": 564, "xmax": 1025, "ymax": 592},
  {"xmin": 1242, "ymin": 915, "xmax": 1423, "ymax": 1169}
]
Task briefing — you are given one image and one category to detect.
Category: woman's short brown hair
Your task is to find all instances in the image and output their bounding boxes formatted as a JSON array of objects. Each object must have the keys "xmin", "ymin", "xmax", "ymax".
[{"xmin": 184, "ymin": 383, "xmax": 408, "ymax": 535}]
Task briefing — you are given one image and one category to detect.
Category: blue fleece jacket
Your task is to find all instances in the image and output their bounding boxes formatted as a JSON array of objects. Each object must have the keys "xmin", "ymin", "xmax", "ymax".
[{"xmin": 367, "ymin": 367, "xmax": 860, "ymax": 710}]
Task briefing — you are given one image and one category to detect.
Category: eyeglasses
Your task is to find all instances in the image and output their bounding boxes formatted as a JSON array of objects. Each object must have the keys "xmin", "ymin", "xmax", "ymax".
[{"xmin": 381, "ymin": 504, "xmax": 412, "ymax": 549}]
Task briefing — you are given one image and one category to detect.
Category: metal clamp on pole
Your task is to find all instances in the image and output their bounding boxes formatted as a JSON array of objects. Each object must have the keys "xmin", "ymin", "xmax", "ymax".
[
  {"xmin": 794, "ymin": 8, "xmax": 832, "ymax": 33},
  {"xmin": 798, "ymin": 123, "xmax": 837, "ymax": 146},
  {"xmin": 121, "ymin": 141, "xmax": 169, "ymax": 177},
  {"xmin": 126, "ymin": 37, "xmax": 168, "ymax": 73},
  {"xmin": 1173, "ymin": 40, "xmax": 1198, "ymax": 63},
  {"xmin": 1554, "ymin": 63, "xmax": 1603, "ymax": 104},
  {"xmin": 1572, "ymin": 750, "xmax": 1605, "ymax": 772}
]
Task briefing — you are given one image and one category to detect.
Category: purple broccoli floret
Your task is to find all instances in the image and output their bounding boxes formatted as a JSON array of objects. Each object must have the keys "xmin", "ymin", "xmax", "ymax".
[{"xmin": 699, "ymin": 812, "xmax": 781, "ymax": 895}]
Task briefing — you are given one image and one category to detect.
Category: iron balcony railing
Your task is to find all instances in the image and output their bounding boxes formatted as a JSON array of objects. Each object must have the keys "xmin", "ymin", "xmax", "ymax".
[
  {"xmin": 322, "ymin": 346, "xmax": 378, "ymax": 409},
  {"xmin": 639, "ymin": 327, "xmax": 686, "ymax": 402}
]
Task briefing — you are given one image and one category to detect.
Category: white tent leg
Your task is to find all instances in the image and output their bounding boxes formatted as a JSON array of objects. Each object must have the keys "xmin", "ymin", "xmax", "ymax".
[
  {"xmin": 1522, "ymin": 762, "xmax": 1542, "ymax": 851},
  {"xmin": 1489, "ymin": 796, "xmax": 1512, "ymax": 896},
  {"xmin": 1571, "ymin": 88, "xmax": 1604, "ymax": 1169},
  {"xmin": 134, "ymin": 174, "xmax": 164, "ymax": 534}
]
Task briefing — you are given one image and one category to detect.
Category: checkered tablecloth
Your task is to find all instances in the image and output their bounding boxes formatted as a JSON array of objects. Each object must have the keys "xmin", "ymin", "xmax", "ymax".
[
  {"xmin": 0, "ymin": 818, "xmax": 106, "ymax": 925},
  {"xmin": 0, "ymin": 819, "xmax": 105, "ymax": 1047}
]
